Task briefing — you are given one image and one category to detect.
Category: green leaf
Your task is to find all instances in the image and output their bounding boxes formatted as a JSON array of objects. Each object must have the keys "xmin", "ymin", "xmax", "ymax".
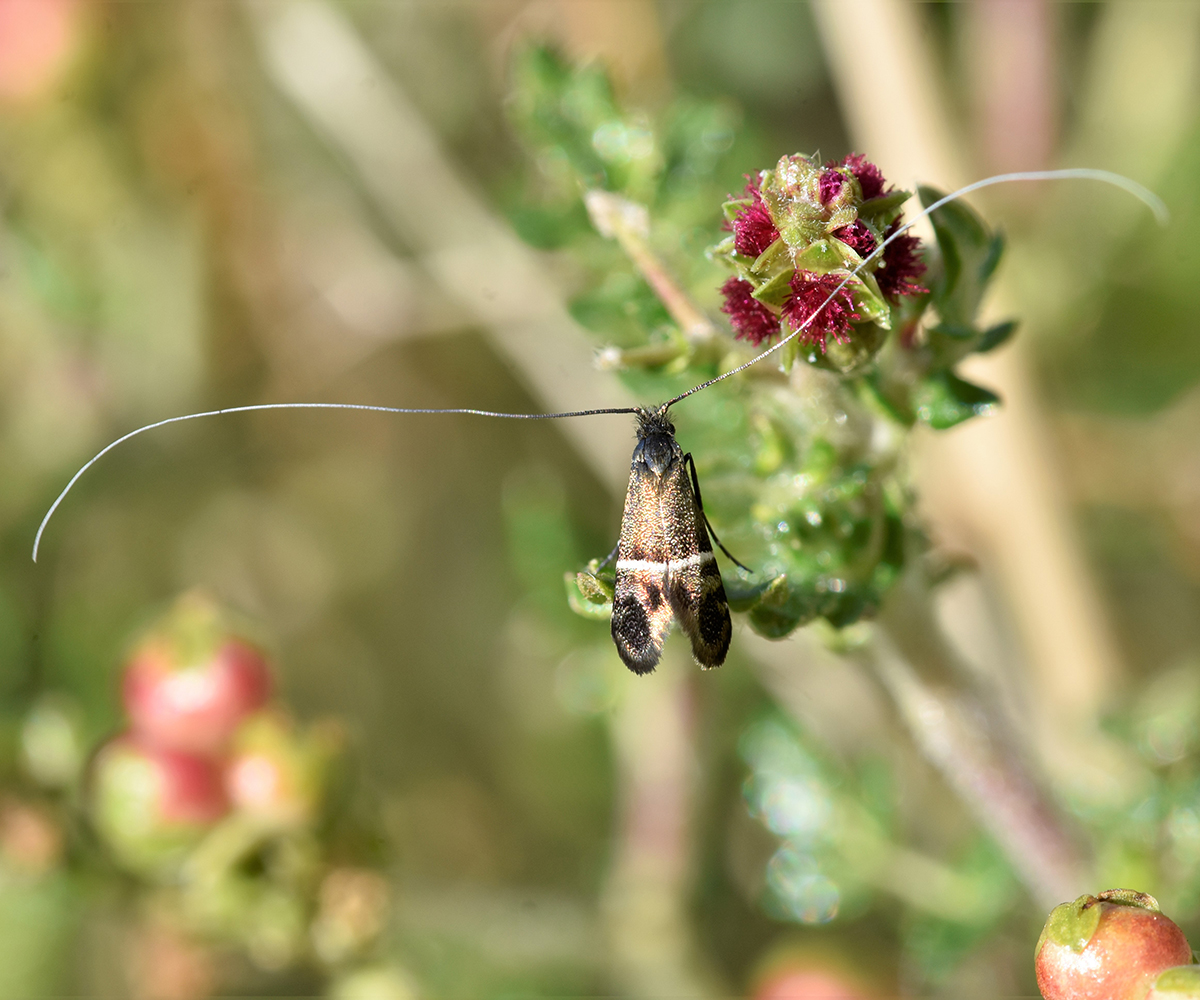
[
  {"xmin": 929, "ymin": 321, "xmax": 978, "ymax": 342},
  {"xmin": 859, "ymin": 189, "xmax": 912, "ymax": 220},
  {"xmin": 918, "ymin": 186, "xmax": 1004, "ymax": 329},
  {"xmin": 747, "ymin": 576, "xmax": 811, "ymax": 638},
  {"xmin": 565, "ymin": 572, "xmax": 613, "ymax": 621},
  {"xmin": 751, "ymin": 268, "xmax": 795, "ymax": 308},
  {"xmin": 725, "ymin": 576, "xmax": 775, "ymax": 612},
  {"xmin": 913, "ymin": 372, "xmax": 1000, "ymax": 429},
  {"xmin": 976, "ymin": 319, "xmax": 1018, "ymax": 353}
]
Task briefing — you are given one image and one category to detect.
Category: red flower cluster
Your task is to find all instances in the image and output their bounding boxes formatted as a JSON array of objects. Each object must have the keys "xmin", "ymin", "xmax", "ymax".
[
  {"xmin": 729, "ymin": 181, "xmax": 780, "ymax": 258},
  {"xmin": 717, "ymin": 153, "xmax": 924, "ymax": 352},
  {"xmin": 781, "ymin": 271, "xmax": 860, "ymax": 350},
  {"xmin": 720, "ymin": 277, "xmax": 779, "ymax": 346},
  {"xmin": 876, "ymin": 221, "xmax": 927, "ymax": 300}
]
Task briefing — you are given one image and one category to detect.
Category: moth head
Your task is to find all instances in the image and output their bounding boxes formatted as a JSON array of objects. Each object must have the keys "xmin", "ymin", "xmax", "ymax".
[
  {"xmin": 634, "ymin": 404, "xmax": 675, "ymax": 440},
  {"xmin": 633, "ymin": 405, "xmax": 678, "ymax": 475}
]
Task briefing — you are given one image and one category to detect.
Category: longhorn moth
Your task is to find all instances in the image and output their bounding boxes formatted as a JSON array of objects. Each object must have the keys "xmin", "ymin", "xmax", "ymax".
[{"xmin": 31, "ymin": 168, "xmax": 1166, "ymax": 673}]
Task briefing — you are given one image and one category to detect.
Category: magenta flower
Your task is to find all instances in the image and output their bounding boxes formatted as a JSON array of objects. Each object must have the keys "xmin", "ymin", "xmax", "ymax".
[
  {"xmin": 720, "ymin": 276, "xmax": 781, "ymax": 346},
  {"xmin": 781, "ymin": 271, "xmax": 860, "ymax": 350},
  {"xmin": 728, "ymin": 182, "xmax": 780, "ymax": 258},
  {"xmin": 831, "ymin": 220, "xmax": 877, "ymax": 258},
  {"xmin": 818, "ymin": 170, "xmax": 844, "ymax": 205},
  {"xmin": 875, "ymin": 221, "xmax": 927, "ymax": 300},
  {"xmin": 830, "ymin": 153, "xmax": 889, "ymax": 201}
]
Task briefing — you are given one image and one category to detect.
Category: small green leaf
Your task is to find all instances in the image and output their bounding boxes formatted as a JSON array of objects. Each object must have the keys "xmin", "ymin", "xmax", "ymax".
[
  {"xmin": 1036, "ymin": 895, "xmax": 1103, "ymax": 955},
  {"xmin": 929, "ymin": 322, "xmax": 979, "ymax": 342},
  {"xmin": 725, "ymin": 576, "xmax": 774, "ymax": 612},
  {"xmin": 919, "ymin": 186, "xmax": 1004, "ymax": 329},
  {"xmin": 814, "ymin": 321, "xmax": 889, "ymax": 376},
  {"xmin": 859, "ymin": 189, "xmax": 912, "ymax": 219},
  {"xmin": 575, "ymin": 570, "xmax": 613, "ymax": 603},
  {"xmin": 792, "ymin": 240, "xmax": 846, "ymax": 273},
  {"xmin": 750, "ymin": 237, "xmax": 791, "ymax": 276},
  {"xmin": 751, "ymin": 269, "xmax": 795, "ymax": 309},
  {"xmin": 913, "ymin": 372, "xmax": 1000, "ymax": 429},
  {"xmin": 566, "ymin": 572, "xmax": 613, "ymax": 621},
  {"xmin": 976, "ymin": 319, "xmax": 1018, "ymax": 353},
  {"xmin": 1152, "ymin": 966, "xmax": 1200, "ymax": 996},
  {"xmin": 849, "ymin": 279, "xmax": 890, "ymax": 326}
]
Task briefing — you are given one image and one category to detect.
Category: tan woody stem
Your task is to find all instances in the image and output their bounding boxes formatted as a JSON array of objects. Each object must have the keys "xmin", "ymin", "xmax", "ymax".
[{"xmin": 585, "ymin": 190, "xmax": 716, "ymax": 343}]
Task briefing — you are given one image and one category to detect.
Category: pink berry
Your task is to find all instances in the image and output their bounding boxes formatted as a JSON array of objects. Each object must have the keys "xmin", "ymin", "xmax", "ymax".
[
  {"xmin": 1035, "ymin": 890, "xmax": 1193, "ymax": 1000},
  {"xmin": 122, "ymin": 597, "xmax": 271, "ymax": 755}
]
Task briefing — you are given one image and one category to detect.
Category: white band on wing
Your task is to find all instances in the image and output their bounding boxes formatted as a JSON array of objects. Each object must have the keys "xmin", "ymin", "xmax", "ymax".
[{"xmin": 616, "ymin": 551, "xmax": 714, "ymax": 573}]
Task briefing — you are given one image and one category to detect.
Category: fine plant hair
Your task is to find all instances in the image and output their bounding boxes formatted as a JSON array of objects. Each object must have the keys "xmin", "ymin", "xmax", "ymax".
[{"xmin": 32, "ymin": 167, "xmax": 1166, "ymax": 563}]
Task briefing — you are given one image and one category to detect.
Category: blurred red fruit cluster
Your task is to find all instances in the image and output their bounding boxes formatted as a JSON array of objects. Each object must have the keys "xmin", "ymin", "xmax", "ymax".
[
  {"xmin": 1035, "ymin": 890, "xmax": 1199, "ymax": 1000},
  {"xmin": 89, "ymin": 593, "xmax": 327, "ymax": 875}
]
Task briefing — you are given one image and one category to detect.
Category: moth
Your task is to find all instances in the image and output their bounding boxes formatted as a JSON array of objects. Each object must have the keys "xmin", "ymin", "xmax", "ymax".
[{"xmin": 609, "ymin": 405, "xmax": 745, "ymax": 674}]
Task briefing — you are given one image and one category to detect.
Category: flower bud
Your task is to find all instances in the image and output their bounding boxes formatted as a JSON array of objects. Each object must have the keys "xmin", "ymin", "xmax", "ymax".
[
  {"xmin": 225, "ymin": 712, "xmax": 335, "ymax": 829},
  {"xmin": 1035, "ymin": 889, "xmax": 1193, "ymax": 1000},
  {"xmin": 311, "ymin": 867, "xmax": 391, "ymax": 965},
  {"xmin": 0, "ymin": 798, "xmax": 62, "ymax": 875},
  {"xmin": 123, "ymin": 594, "xmax": 271, "ymax": 755},
  {"xmin": 329, "ymin": 964, "xmax": 419, "ymax": 1000},
  {"xmin": 20, "ymin": 695, "xmax": 84, "ymax": 789},
  {"xmin": 90, "ymin": 735, "xmax": 228, "ymax": 875}
]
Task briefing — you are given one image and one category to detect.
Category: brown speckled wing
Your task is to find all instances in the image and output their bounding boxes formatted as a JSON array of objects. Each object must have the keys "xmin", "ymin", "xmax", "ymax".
[
  {"xmin": 662, "ymin": 461, "xmax": 730, "ymax": 669},
  {"xmin": 611, "ymin": 464, "xmax": 673, "ymax": 674}
]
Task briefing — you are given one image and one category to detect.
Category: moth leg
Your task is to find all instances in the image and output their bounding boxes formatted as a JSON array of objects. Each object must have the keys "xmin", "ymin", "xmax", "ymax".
[
  {"xmin": 594, "ymin": 541, "xmax": 620, "ymax": 571},
  {"xmin": 683, "ymin": 453, "xmax": 752, "ymax": 573}
]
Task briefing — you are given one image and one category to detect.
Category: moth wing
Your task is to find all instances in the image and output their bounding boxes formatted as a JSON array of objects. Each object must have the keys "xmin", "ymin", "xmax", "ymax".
[
  {"xmin": 662, "ymin": 460, "xmax": 731, "ymax": 669},
  {"xmin": 611, "ymin": 465, "xmax": 674, "ymax": 674}
]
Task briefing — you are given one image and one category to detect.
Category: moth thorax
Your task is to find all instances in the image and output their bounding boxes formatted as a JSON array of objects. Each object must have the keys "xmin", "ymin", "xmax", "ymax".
[{"xmin": 634, "ymin": 433, "xmax": 676, "ymax": 475}]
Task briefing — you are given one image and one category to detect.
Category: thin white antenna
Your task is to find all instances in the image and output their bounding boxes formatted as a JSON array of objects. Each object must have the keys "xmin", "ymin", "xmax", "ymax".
[{"xmin": 32, "ymin": 402, "xmax": 638, "ymax": 562}]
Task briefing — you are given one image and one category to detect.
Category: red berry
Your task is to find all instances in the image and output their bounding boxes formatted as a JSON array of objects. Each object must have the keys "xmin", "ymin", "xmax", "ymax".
[
  {"xmin": 122, "ymin": 597, "xmax": 271, "ymax": 755},
  {"xmin": 90, "ymin": 736, "xmax": 228, "ymax": 874},
  {"xmin": 1035, "ymin": 890, "xmax": 1193, "ymax": 1000}
]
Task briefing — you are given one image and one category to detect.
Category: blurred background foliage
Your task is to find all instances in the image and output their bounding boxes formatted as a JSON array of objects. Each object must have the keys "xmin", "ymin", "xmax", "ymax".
[{"xmin": 0, "ymin": 1, "xmax": 1198, "ymax": 998}]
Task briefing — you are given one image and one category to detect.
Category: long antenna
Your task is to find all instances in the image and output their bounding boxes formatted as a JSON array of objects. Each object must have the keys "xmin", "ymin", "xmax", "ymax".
[
  {"xmin": 663, "ymin": 167, "xmax": 1169, "ymax": 408},
  {"xmin": 32, "ymin": 168, "xmax": 1168, "ymax": 563},
  {"xmin": 32, "ymin": 401, "xmax": 638, "ymax": 562}
]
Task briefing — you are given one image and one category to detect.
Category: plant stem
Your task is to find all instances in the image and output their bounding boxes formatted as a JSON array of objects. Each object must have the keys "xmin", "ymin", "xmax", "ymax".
[
  {"xmin": 585, "ymin": 190, "xmax": 716, "ymax": 343},
  {"xmin": 869, "ymin": 573, "xmax": 1090, "ymax": 909},
  {"xmin": 602, "ymin": 650, "xmax": 714, "ymax": 998}
]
